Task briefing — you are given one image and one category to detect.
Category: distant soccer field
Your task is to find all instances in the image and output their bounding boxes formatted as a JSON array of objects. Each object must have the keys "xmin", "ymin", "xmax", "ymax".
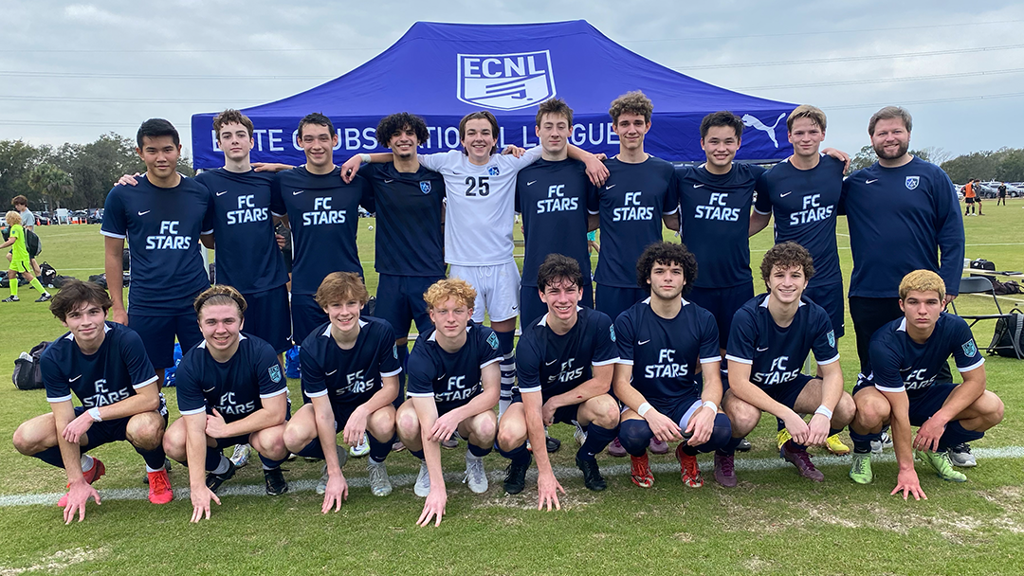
[{"xmin": 1, "ymin": 203, "xmax": 1023, "ymax": 576}]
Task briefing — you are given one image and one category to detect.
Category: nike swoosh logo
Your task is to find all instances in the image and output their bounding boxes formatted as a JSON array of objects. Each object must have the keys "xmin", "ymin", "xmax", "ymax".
[
  {"xmin": 866, "ymin": 179, "xmax": 878, "ymax": 184},
  {"xmin": 527, "ymin": 181, "xmax": 537, "ymax": 186},
  {"xmin": 203, "ymin": 387, "xmax": 215, "ymax": 393},
  {"xmin": 756, "ymin": 347, "xmax": 769, "ymax": 352},
  {"xmin": 693, "ymin": 184, "xmax": 704, "ymax": 188},
  {"xmin": 511, "ymin": 305, "xmax": 518, "ymax": 311},
  {"xmin": 385, "ymin": 179, "xmax": 394, "ymax": 183},
  {"xmin": 325, "ymin": 369, "xmax": 337, "ymax": 376},
  {"xmin": 780, "ymin": 191, "xmax": 792, "ymax": 197},
  {"xmin": 293, "ymin": 190, "xmax": 304, "ymax": 195},
  {"xmin": 545, "ymin": 359, "xmax": 559, "ymax": 366},
  {"xmin": 899, "ymin": 367, "xmax": 912, "ymax": 372},
  {"xmin": 69, "ymin": 375, "xmax": 82, "ymax": 382},
  {"xmin": 638, "ymin": 339, "xmax": 650, "ymax": 345},
  {"xmin": 216, "ymin": 190, "xmax": 228, "ymax": 196},
  {"xmin": 138, "ymin": 210, "xmax": 150, "ymax": 216},
  {"xmin": 605, "ymin": 184, "xmax": 616, "ymax": 190}
]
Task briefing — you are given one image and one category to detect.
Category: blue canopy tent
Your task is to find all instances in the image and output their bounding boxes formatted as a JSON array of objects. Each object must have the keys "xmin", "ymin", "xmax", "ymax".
[{"xmin": 191, "ymin": 20, "xmax": 796, "ymax": 169}]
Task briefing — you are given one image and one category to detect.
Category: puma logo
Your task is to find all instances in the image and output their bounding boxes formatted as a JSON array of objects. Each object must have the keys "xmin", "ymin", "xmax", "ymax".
[{"xmin": 741, "ymin": 113, "xmax": 787, "ymax": 148}]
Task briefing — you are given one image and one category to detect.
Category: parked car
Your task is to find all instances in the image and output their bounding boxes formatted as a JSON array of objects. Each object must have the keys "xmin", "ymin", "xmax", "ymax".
[
  {"xmin": 35, "ymin": 211, "xmax": 52, "ymax": 225},
  {"xmin": 87, "ymin": 208, "xmax": 104, "ymax": 224}
]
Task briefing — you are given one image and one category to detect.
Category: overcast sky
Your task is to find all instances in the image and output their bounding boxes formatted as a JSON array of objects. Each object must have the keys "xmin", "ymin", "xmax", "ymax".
[{"xmin": 2, "ymin": 1, "xmax": 1022, "ymax": 164}]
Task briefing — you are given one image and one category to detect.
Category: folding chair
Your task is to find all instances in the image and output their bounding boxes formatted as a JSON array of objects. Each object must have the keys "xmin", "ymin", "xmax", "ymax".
[{"xmin": 950, "ymin": 276, "xmax": 1024, "ymax": 358}]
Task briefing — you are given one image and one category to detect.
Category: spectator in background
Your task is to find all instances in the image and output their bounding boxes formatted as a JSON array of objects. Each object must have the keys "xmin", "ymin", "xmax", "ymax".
[
  {"xmin": 997, "ymin": 182, "xmax": 1007, "ymax": 206},
  {"xmin": 963, "ymin": 179, "xmax": 976, "ymax": 216},
  {"xmin": 10, "ymin": 195, "xmax": 41, "ymax": 277}
]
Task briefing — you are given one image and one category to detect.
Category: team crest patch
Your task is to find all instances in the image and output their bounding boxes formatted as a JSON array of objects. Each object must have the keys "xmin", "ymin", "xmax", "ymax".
[
  {"xmin": 487, "ymin": 332, "xmax": 500, "ymax": 350},
  {"xmin": 488, "ymin": 166, "xmax": 500, "ymax": 176},
  {"xmin": 419, "ymin": 181, "xmax": 431, "ymax": 194},
  {"xmin": 393, "ymin": 344, "xmax": 399, "ymax": 359},
  {"xmin": 609, "ymin": 325, "xmax": 616, "ymax": 342},
  {"xmin": 269, "ymin": 364, "xmax": 283, "ymax": 383},
  {"xmin": 963, "ymin": 339, "xmax": 978, "ymax": 357},
  {"xmin": 827, "ymin": 330, "xmax": 835, "ymax": 348},
  {"xmin": 456, "ymin": 50, "xmax": 556, "ymax": 111},
  {"xmin": 905, "ymin": 176, "xmax": 920, "ymax": 190}
]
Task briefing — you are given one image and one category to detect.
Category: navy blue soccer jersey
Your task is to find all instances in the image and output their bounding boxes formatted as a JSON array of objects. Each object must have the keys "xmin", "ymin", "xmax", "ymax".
[
  {"xmin": 272, "ymin": 166, "xmax": 374, "ymax": 295},
  {"xmin": 406, "ymin": 322, "xmax": 502, "ymax": 412},
  {"xmin": 360, "ymin": 163, "xmax": 446, "ymax": 277},
  {"xmin": 175, "ymin": 334, "xmax": 287, "ymax": 422},
  {"xmin": 101, "ymin": 175, "xmax": 214, "ymax": 314},
  {"xmin": 592, "ymin": 156, "xmax": 678, "ymax": 288},
  {"xmin": 615, "ymin": 298, "xmax": 720, "ymax": 412},
  {"xmin": 840, "ymin": 157, "xmax": 964, "ymax": 298},
  {"xmin": 754, "ymin": 155, "xmax": 844, "ymax": 287},
  {"xmin": 726, "ymin": 294, "xmax": 839, "ymax": 389},
  {"xmin": 42, "ymin": 322, "xmax": 158, "ymax": 407},
  {"xmin": 299, "ymin": 317, "xmax": 402, "ymax": 409},
  {"xmin": 867, "ymin": 313, "xmax": 984, "ymax": 395},
  {"xmin": 195, "ymin": 168, "xmax": 288, "ymax": 294},
  {"xmin": 515, "ymin": 159, "xmax": 597, "ymax": 287},
  {"xmin": 677, "ymin": 163, "xmax": 766, "ymax": 290},
  {"xmin": 516, "ymin": 307, "xmax": 618, "ymax": 400}
]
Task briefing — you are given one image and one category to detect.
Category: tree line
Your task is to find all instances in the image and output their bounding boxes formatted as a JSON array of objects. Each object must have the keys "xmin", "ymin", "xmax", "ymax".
[{"xmin": 849, "ymin": 145, "xmax": 1024, "ymax": 184}]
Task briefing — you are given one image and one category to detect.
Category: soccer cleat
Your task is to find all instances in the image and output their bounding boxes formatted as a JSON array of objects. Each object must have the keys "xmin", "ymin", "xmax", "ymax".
[
  {"xmin": 463, "ymin": 453, "xmax": 488, "ymax": 494},
  {"xmin": 2, "ymin": 296, "xmax": 19, "ymax": 302},
  {"xmin": 263, "ymin": 467, "xmax": 288, "ymax": 496},
  {"xmin": 576, "ymin": 453, "xmax": 607, "ymax": 491},
  {"xmin": 714, "ymin": 452, "xmax": 737, "ymax": 487},
  {"xmin": 414, "ymin": 462, "xmax": 431, "ymax": 497},
  {"xmin": 871, "ymin": 431, "xmax": 893, "ymax": 454},
  {"xmin": 629, "ymin": 453, "xmax": 654, "ymax": 488},
  {"xmin": 781, "ymin": 441, "xmax": 824, "ymax": 482},
  {"xmin": 915, "ymin": 449, "xmax": 967, "ymax": 482},
  {"xmin": 776, "ymin": 428, "xmax": 792, "ymax": 451},
  {"xmin": 205, "ymin": 459, "xmax": 236, "ymax": 494},
  {"xmin": 948, "ymin": 443, "xmax": 977, "ymax": 467},
  {"xmin": 441, "ymin": 436, "xmax": 459, "ymax": 450},
  {"xmin": 367, "ymin": 460, "xmax": 392, "ymax": 497},
  {"xmin": 35, "ymin": 293, "xmax": 52, "ymax": 302},
  {"xmin": 607, "ymin": 437, "xmax": 627, "ymax": 457},
  {"xmin": 826, "ymin": 434, "xmax": 851, "ymax": 456},
  {"xmin": 736, "ymin": 437, "xmax": 753, "ymax": 452},
  {"xmin": 675, "ymin": 444, "xmax": 703, "ymax": 488},
  {"xmin": 349, "ymin": 433, "xmax": 370, "ymax": 457},
  {"xmin": 546, "ymin": 436, "xmax": 561, "ymax": 453},
  {"xmin": 230, "ymin": 443, "xmax": 251, "ymax": 468},
  {"xmin": 391, "ymin": 440, "xmax": 406, "ymax": 453},
  {"xmin": 649, "ymin": 436, "xmax": 669, "ymax": 455},
  {"xmin": 503, "ymin": 455, "xmax": 532, "ymax": 495},
  {"xmin": 57, "ymin": 458, "xmax": 106, "ymax": 507},
  {"xmin": 573, "ymin": 422, "xmax": 587, "ymax": 446},
  {"xmin": 316, "ymin": 445, "xmax": 348, "ymax": 496},
  {"xmin": 849, "ymin": 452, "xmax": 873, "ymax": 484},
  {"xmin": 147, "ymin": 468, "xmax": 173, "ymax": 504}
]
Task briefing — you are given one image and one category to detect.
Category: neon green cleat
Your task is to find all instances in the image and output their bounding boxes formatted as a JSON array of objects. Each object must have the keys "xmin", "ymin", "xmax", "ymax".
[
  {"xmin": 826, "ymin": 434, "xmax": 851, "ymax": 455},
  {"xmin": 915, "ymin": 450, "xmax": 967, "ymax": 482},
  {"xmin": 848, "ymin": 452, "xmax": 873, "ymax": 484},
  {"xmin": 776, "ymin": 428, "xmax": 792, "ymax": 451}
]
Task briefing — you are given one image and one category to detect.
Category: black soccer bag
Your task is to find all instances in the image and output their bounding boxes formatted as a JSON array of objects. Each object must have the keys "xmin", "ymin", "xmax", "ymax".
[{"xmin": 988, "ymin": 308, "xmax": 1024, "ymax": 359}]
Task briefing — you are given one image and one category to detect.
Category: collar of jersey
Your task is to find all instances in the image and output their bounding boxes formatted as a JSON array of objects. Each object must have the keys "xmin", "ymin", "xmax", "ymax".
[
  {"xmin": 198, "ymin": 334, "xmax": 246, "ymax": 349},
  {"xmin": 66, "ymin": 323, "xmax": 112, "ymax": 341},
  {"xmin": 320, "ymin": 319, "xmax": 368, "ymax": 338},
  {"xmin": 641, "ymin": 296, "xmax": 690, "ymax": 307},
  {"xmin": 537, "ymin": 306, "xmax": 584, "ymax": 327},
  {"xmin": 760, "ymin": 294, "xmax": 805, "ymax": 308},
  {"xmin": 427, "ymin": 326, "xmax": 470, "ymax": 342}
]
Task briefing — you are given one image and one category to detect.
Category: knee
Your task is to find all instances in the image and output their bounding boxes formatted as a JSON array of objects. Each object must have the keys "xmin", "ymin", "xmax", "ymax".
[
  {"xmin": 474, "ymin": 413, "xmax": 497, "ymax": 441},
  {"xmin": 983, "ymin": 393, "xmax": 1005, "ymax": 426},
  {"xmin": 162, "ymin": 426, "xmax": 186, "ymax": 458},
  {"xmin": 725, "ymin": 402, "xmax": 759, "ymax": 436},
  {"xmin": 254, "ymin": 428, "xmax": 287, "ymax": 457},
  {"xmin": 282, "ymin": 420, "xmax": 313, "ymax": 453},
  {"xmin": 12, "ymin": 424, "xmax": 35, "ymax": 455},
  {"xmin": 368, "ymin": 408, "xmax": 396, "ymax": 437},
  {"xmin": 396, "ymin": 410, "xmax": 420, "ymax": 440},
  {"xmin": 854, "ymin": 397, "xmax": 888, "ymax": 428},
  {"xmin": 591, "ymin": 397, "xmax": 621, "ymax": 429},
  {"xmin": 496, "ymin": 420, "xmax": 526, "ymax": 451},
  {"xmin": 618, "ymin": 419, "xmax": 652, "ymax": 456},
  {"xmin": 835, "ymin": 394, "xmax": 857, "ymax": 424},
  {"xmin": 127, "ymin": 416, "xmax": 165, "ymax": 451}
]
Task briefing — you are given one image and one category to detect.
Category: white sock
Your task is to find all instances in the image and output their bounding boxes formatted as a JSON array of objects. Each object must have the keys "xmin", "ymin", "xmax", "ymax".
[
  {"xmin": 145, "ymin": 464, "xmax": 164, "ymax": 473},
  {"xmin": 212, "ymin": 455, "xmax": 231, "ymax": 475},
  {"xmin": 466, "ymin": 451, "xmax": 482, "ymax": 461},
  {"xmin": 80, "ymin": 454, "xmax": 94, "ymax": 472},
  {"xmin": 498, "ymin": 398, "xmax": 511, "ymax": 417}
]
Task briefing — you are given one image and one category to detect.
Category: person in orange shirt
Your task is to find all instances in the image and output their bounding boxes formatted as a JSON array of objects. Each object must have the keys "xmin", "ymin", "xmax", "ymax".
[{"xmin": 964, "ymin": 180, "xmax": 976, "ymax": 216}]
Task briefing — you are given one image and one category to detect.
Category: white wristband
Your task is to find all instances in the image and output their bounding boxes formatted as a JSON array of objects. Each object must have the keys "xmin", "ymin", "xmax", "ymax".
[
  {"xmin": 702, "ymin": 401, "xmax": 718, "ymax": 414},
  {"xmin": 359, "ymin": 153, "xmax": 371, "ymax": 163},
  {"xmin": 637, "ymin": 402, "xmax": 653, "ymax": 417},
  {"xmin": 814, "ymin": 405, "xmax": 833, "ymax": 420},
  {"xmin": 87, "ymin": 407, "xmax": 102, "ymax": 422}
]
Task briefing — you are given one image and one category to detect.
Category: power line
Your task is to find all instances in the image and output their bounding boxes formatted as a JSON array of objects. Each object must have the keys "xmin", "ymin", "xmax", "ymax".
[
  {"xmin": 735, "ymin": 67, "xmax": 1024, "ymax": 91},
  {"xmin": 825, "ymin": 91, "xmax": 1024, "ymax": 110},
  {"xmin": 622, "ymin": 19, "xmax": 1024, "ymax": 43},
  {"xmin": 674, "ymin": 44, "xmax": 1024, "ymax": 70}
]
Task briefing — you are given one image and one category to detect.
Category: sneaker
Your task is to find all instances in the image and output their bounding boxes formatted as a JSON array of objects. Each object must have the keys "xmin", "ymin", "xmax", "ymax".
[
  {"xmin": 576, "ymin": 453, "xmax": 607, "ymax": 491},
  {"xmin": 58, "ymin": 458, "xmax": 106, "ymax": 507},
  {"xmin": 35, "ymin": 293, "xmax": 52, "ymax": 302},
  {"xmin": 230, "ymin": 443, "xmax": 251, "ymax": 468},
  {"xmin": 546, "ymin": 436, "xmax": 561, "ymax": 453},
  {"xmin": 675, "ymin": 444, "xmax": 703, "ymax": 488},
  {"xmin": 607, "ymin": 437, "xmax": 627, "ymax": 457},
  {"xmin": 441, "ymin": 436, "xmax": 459, "ymax": 450},
  {"xmin": 871, "ymin": 431, "xmax": 893, "ymax": 454},
  {"xmin": 147, "ymin": 468, "xmax": 173, "ymax": 504},
  {"xmin": 826, "ymin": 434, "xmax": 851, "ymax": 456},
  {"xmin": 573, "ymin": 422, "xmax": 587, "ymax": 446},
  {"xmin": 915, "ymin": 449, "xmax": 967, "ymax": 482},
  {"xmin": 349, "ymin": 433, "xmax": 370, "ymax": 457},
  {"xmin": 776, "ymin": 428, "xmax": 792, "ymax": 451},
  {"xmin": 414, "ymin": 462, "xmax": 431, "ymax": 497},
  {"xmin": 316, "ymin": 445, "xmax": 348, "ymax": 496},
  {"xmin": 142, "ymin": 458, "xmax": 173, "ymax": 485},
  {"xmin": 849, "ymin": 452, "xmax": 873, "ymax": 484},
  {"xmin": 205, "ymin": 459, "xmax": 236, "ymax": 494},
  {"xmin": 263, "ymin": 467, "xmax": 288, "ymax": 496},
  {"xmin": 736, "ymin": 438, "xmax": 753, "ymax": 452},
  {"xmin": 464, "ymin": 453, "xmax": 488, "ymax": 494},
  {"xmin": 503, "ymin": 455, "xmax": 532, "ymax": 494},
  {"xmin": 714, "ymin": 452, "xmax": 737, "ymax": 487},
  {"xmin": 948, "ymin": 443, "xmax": 977, "ymax": 467},
  {"xmin": 629, "ymin": 453, "xmax": 654, "ymax": 488},
  {"xmin": 649, "ymin": 436, "xmax": 669, "ymax": 455},
  {"xmin": 391, "ymin": 440, "xmax": 406, "ymax": 453},
  {"xmin": 367, "ymin": 460, "xmax": 392, "ymax": 497},
  {"xmin": 1, "ymin": 296, "xmax": 19, "ymax": 302},
  {"xmin": 781, "ymin": 441, "xmax": 824, "ymax": 482}
]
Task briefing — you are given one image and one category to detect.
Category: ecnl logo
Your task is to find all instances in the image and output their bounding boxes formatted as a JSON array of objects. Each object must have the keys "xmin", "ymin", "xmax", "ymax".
[{"xmin": 457, "ymin": 51, "xmax": 556, "ymax": 111}]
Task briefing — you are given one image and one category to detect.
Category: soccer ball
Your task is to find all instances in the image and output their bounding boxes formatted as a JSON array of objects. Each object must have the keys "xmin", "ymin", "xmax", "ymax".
[{"xmin": 368, "ymin": 225, "xmax": 374, "ymax": 230}]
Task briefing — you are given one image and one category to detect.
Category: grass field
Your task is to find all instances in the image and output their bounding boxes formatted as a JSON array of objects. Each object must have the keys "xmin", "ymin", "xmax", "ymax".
[{"xmin": 1, "ymin": 200, "xmax": 1024, "ymax": 575}]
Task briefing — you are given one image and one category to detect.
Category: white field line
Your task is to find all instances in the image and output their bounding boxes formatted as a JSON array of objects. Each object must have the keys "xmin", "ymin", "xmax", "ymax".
[{"xmin": 2, "ymin": 445, "xmax": 1022, "ymax": 508}]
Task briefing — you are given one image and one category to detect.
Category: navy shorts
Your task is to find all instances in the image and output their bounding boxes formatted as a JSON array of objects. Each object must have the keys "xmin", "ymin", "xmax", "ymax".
[
  {"xmin": 211, "ymin": 397, "xmax": 292, "ymax": 449},
  {"xmin": 129, "ymin": 310, "xmax": 203, "ymax": 370},
  {"xmin": 804, "ymin": 282, "xmax": 845, "ymax": 339},
  {"xmin": 852, "ymin": 381, "xmax": 956, "ymax": 427},
  {"xmin": 75, "ymin": 401, "xmax": 168, "ymax": 451},
  {"xmin": 595, "ymin": 284, "xmax": 645, "ymax": 323},
  {"xmin": 762, "ymin": 373, "xmax": 815, "ymax": 409},
  {"xmin": 291, "ymin": 293, "xmax": 328, "ymax": 346},
  {"xmin": 520, "ymin": 282, "xmax": 594, "ymax": 329},
  {"xmin": 243, "ymin": 285, "xmax": 292, "ymax": 354},
  {"xmin": 375, "ymin": 274, "xmax": 442, "ymax": 339},
  {"xmin": 688, "ymin": 283, "xmax": 755, "ymax": 350},
  {"xmin": 510, "ymin": 391, "xmax": 580, "ymax": 426},
  {"xmin": 651, "ymin": 393, "xmax": 703, "ymax": 427}
]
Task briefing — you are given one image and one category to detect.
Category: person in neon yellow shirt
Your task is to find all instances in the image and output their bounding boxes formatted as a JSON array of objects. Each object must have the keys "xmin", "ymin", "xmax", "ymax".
[{"xmin": 2, "ymin": 211, "xmax": 50, "ymax": 302}]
